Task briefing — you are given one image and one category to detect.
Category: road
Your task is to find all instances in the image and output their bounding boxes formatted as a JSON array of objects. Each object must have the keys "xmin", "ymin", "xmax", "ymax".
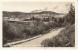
[{"xmin": 12, "ymin": 28, "xmax": 64, "ymax": 47}]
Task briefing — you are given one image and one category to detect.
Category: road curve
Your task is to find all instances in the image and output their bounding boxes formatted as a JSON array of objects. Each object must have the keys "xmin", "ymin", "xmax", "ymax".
[{"xmin": 12, "ymin": 28, "xmax": 64, "ymax": 47}]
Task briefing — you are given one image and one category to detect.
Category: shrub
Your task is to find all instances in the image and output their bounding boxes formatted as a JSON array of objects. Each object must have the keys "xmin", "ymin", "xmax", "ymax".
[{"xmin": 41, "ymin": 24, "xmax": 75, "ymax": 47}]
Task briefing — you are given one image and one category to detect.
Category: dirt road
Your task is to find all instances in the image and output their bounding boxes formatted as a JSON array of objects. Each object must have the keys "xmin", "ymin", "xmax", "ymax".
[{"xmin": 12, "ymin": 28, "xmax": 64, "ymax": 47}]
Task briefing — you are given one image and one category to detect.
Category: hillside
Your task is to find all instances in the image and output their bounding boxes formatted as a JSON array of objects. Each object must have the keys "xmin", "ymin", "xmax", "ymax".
[
  {"xmin": 41, "ymin": 24, "xmax": 75, "ymax": 47},
  {"xmin": 3, "ymin": 11, "xmax": 65, "ymax": 19}
]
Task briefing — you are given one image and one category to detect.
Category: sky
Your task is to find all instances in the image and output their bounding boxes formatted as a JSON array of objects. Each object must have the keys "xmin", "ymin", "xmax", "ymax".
[{"xmin": 2, "ymin": 2, "xmax": 75, "ymax": 13}]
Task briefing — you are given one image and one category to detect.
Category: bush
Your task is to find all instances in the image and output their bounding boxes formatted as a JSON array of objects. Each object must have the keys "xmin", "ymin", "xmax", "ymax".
[
  {"xmin": 3, "ymin": 19, "xmax": 61, "ymax": 45},
  {"xmin": 63, "ymin": 4, "xmax": 75, "ymax": 25},
  {"xmin": 3, "ymin": 21, "xmax": 30, "ymax": 44},
  {"xmin": 41, "ymin": 24, "xmax": 75, "ymax": 47}
]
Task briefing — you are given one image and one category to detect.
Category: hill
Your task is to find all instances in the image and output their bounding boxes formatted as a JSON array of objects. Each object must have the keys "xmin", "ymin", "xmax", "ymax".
[{"xmin": 3, "ymin": 11, "xmax": 65, "ymax": 19}]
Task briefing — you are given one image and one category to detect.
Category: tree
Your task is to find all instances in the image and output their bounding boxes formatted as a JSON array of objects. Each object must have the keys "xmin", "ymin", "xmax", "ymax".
[
  {"xmin": 65, "ymin": 3, "xmax": 75, "ymax": 24},
  {"xmin": 69, "ymin": 3, "xmax": 75, "ymax": 24}
]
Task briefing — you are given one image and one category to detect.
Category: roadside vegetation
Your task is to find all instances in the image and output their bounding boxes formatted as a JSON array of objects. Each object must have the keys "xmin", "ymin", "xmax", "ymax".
[
  {"xmin": 41, "ymin": 24, "xmax": 75, "ymax": 47},
  {"xmin": 3, "ymin": 19, "xmax": 60, "ymax": 46}
]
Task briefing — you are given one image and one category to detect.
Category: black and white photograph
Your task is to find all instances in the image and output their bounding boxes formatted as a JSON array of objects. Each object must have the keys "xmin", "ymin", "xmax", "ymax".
[{"xmin": 2, "ymin": 2, "xmax": 75, "ymax": 47}]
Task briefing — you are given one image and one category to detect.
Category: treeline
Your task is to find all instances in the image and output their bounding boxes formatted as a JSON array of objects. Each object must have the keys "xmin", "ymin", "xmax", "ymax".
[
  {"xmin": 3, "ymin": 10, "xmax": 64, "ymax": 20},
  {"xmin": 41, "ymin": 3, "xmax": 75, "ymax": 47}
]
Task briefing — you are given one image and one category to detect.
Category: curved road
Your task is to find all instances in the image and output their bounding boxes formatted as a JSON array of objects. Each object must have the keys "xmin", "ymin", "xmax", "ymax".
[{"xmin": 12, "ymin": 28, "xmax": 64, "ymax": 47}]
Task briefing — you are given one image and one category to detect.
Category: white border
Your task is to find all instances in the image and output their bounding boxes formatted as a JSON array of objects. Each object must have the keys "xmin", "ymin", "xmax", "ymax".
[{"xmin": 0, "ymin": 0, "xmax": 78, "ymax": 50}]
